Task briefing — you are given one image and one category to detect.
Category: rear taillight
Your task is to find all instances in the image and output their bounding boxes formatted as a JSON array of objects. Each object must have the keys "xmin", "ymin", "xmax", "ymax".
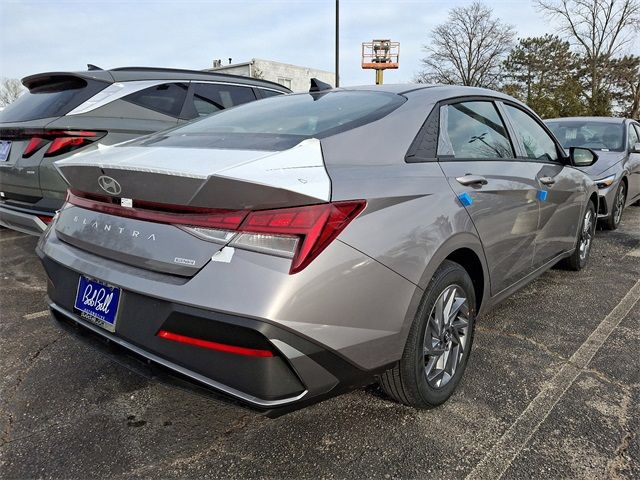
[
  {"xmin": 183, "ymin": 201, "xmax": 365, "ymax": 273},
  {"xmin": 66, "ymin": 190, "xmax": 365, "ymax": 274},
  {"xmin": 21, "ymin": 130, "xmax": 104, "ymax": 158},
  {"xmin": 23, "ymin": 138, "xmax": 47, "ymax": 158},
  {"xmin": 237, "ymin": 202, "xmax": 366, "ymax": 273}
]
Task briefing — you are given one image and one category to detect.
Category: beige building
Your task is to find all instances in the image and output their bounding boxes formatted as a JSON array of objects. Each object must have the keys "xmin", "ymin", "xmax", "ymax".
[{"xmin": 206, "ymin": 58, "xmax": 335, "ymax": 92}]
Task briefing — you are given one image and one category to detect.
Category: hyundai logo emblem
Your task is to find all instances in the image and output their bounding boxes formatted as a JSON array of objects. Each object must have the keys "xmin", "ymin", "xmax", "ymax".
[{"xmin": 97, "ymin": 175, "xmax": 122, "ymax": 195}]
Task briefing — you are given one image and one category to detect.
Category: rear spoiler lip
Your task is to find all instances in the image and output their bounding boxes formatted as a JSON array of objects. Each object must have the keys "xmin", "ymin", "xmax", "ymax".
[{"xmin": 21, "ymin": 71, "xmax": 115, "ymax": 89}]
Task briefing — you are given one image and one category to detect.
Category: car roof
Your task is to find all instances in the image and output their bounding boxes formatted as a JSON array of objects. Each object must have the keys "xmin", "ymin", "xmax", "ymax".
[
  {"xmin": 22, "ymin": 66, "xmax": 291, "ymax": 92},
  {"xmin": 340, "ymin": 83, "xmax": 518, "ymax": 99},
  {"xmin": 545, "ymin": 116, "xmax": 626, "ymax": 124}
]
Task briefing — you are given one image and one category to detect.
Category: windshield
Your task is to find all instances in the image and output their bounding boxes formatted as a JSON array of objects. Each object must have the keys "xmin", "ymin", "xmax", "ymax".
[
  {"xmin": 546, "ymin": 121, "xmax": 625, "ymax": 152},
  {"xmin": 139, "ymin": 90, "xmax": 405, "ymax": 151}
]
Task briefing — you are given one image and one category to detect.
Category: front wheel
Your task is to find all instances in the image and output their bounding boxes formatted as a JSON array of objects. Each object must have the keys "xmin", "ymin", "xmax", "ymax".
[
  {"xmin": 601, "ymin": 181, "xmax": 626, "ymax": 230},
  {"xmin": 559, "ymin": 201, "xmax": 596, "ymax": 271},
  {"xmin": 379, "ymin": 260, "xmax": 476, "ymax": 408}
]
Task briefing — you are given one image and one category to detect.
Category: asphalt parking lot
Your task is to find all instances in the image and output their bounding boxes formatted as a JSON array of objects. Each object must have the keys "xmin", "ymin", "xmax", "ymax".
[{"xmin": 1, "ymin": 208, "xmax": 639, "ymax": 480}]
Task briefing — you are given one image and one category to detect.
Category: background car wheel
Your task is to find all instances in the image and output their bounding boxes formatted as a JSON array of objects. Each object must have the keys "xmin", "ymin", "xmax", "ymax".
[
  {"xmin": 601, "ymin": 181, "xmax": 626, "ymax": 230},
  {"xmin": 379, "ymin": 260, "xmax": 476, "ymax": 408},
  {"xmin": 559, "ymin": 201, "xmax": 596, "ymax": 271}
]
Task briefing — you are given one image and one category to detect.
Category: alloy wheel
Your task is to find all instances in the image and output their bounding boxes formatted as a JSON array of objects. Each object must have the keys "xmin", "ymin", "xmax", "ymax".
[
  {"xmin": 579, "ymin": 209, "xmax": 594, "ymax": 261},
  {"xmin": 613, "ymin": 183, "xmax": 625, "ymax": 226},
  {"xmin": 423, "ymin": 285, "xmax": 470, "ymax": 388}
]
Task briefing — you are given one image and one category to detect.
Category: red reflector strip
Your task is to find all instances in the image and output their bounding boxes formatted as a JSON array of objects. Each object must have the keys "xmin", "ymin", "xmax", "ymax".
[
  {"xmin": 37, "ymin": 215, "xmax": 53, "ymax": 224},
  {"xmin": 156, "ymin": 330, "xmax": 274, "ymax": 357}
]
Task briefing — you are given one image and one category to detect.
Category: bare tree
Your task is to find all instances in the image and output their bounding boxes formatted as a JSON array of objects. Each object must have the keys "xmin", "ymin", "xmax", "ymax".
[
  {"xmin": 415, "ymin": 1, "xmax": 515, "ymax": 88},
  {"xmin": 0, "ymin": 78, "xmax": 25, "ymax": 108},
  {"xmin": 536, "ymin": 0, "xmax": 640, "ymax": 114}
]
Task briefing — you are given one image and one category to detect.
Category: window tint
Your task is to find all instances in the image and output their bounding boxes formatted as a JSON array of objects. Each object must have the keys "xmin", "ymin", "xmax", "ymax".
[
  {"xmin": 190, "ymin": 83, "xmax": 258, "ymax": 117},
  {"xmin": 505, "ymin": 106, "xmax": 559, "ymax": 161},
  {"xmin": 0, "ymin": 76, "xmax": 107, "ymax": 122},
  {"xmin": 123, "ymin": 83, "xmax": 188, "ymax": 117},
  {"xmin": 260, "ymin": 89, "xmax": 283, "ymax": 98},
  {"xmin": 628, "ymin": 123, "xmax": 639, "ymax": 150},
  {"xmin": 437, "ymin": 101, "xmax": 513, "ymax": 159}
]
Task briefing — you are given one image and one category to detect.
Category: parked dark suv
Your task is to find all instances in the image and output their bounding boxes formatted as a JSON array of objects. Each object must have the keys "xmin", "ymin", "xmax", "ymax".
[{"xmin": 0, "ymin": 66, "xmax": 290, "ymax": 235}]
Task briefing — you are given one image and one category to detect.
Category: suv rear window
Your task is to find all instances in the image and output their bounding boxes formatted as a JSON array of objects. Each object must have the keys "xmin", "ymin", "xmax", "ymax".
[{"xmin": 0, "ymin": 76, "xmax": 108, "ymax": 122}]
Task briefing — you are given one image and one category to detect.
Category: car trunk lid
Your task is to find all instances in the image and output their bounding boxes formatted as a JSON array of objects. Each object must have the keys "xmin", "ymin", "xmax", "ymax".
[{"xmin": 53, "ymin": 139, "xmax": 331, "ymax": 276}]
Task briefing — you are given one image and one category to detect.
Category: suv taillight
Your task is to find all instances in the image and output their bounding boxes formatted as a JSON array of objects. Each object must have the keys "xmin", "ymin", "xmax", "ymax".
[
  {"xmin": 22, "ymin": 130, "xmax": 104, "ymax": 158},
  {"xmin": 66, "ymin": 190, "xmax": 365, "ymax": 274}
]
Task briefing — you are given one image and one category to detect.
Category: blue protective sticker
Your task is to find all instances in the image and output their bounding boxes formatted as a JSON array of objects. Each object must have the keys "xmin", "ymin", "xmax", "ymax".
[
  {"xmin": 537, "ymin": 190, "xmax": 548, "ymax": 201},
  {"xmin": 458, "ymin": 192, "xmax": 473, "ymax": 206}
]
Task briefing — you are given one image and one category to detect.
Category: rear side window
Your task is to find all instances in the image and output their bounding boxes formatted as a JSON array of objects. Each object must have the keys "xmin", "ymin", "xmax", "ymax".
[
  {"xmin": 260, "ymin": 89, "xmax": 283, "ymax": 98},
  {"xmin": 628, "ymin": 123, "xmax": 639, "ymax": 150},
  {"xmin": 0, "ymin": 76, "xmax": 108, "ymax": 122},
  {"xmin": 123, "ymin": 83, "xmax": 188, "ymax": 117},
  {"xmin": 505, "ymin": 105, "xmax": 559, "ymax": 162},
  {"xmin": 438, "ymin": 101, "xmax": 514, "ymax": 159},
  {"xmin": 190, "ymin": 83, "xmax": 257, "ymax": 117}
]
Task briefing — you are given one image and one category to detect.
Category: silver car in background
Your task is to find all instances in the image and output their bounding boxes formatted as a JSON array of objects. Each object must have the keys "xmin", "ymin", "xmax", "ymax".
[
  {"xmin": 37, "ymin": 84, "xmax": 599, "ymax": 414},
  {"xmin": 546, "ymin": 117, "xmax": 640, "ymax": 230}
]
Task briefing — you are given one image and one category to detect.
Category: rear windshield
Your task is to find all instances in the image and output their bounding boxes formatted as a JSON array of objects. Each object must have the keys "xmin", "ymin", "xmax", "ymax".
[
  {"xmin": 546, "ymin": 121, "xmax": 625, "ymax": 152},
  {"xmin": 140, "ymin": 90, "xmax": 405, "ymax": 150},
  {"xmin": 0, "ymin": 76, "xmax": 108, "ymax": 122}
]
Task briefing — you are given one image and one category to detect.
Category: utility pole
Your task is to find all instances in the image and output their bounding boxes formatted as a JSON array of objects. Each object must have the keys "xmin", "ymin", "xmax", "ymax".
[{"xmin": 335, "ymin": 0, "xmax": 339, "ymax": 87}]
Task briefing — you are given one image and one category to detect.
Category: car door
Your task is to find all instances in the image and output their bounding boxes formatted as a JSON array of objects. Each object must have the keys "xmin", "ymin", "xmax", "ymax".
[
  {"xmin": 626, "ymin": 122, "xmax": 640, "ymax": 203},
  {"xmin": 436, "ymin": 99, "xmax": 540, "ymax": 295},
  {"xmin": 501, "ymin": 103, "xmax": 586, "ymax": 267}
]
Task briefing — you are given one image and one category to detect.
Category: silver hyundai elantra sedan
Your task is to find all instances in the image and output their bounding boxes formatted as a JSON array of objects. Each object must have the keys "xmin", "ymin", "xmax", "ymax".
[{"xmin": 37, "ymin": 83, "xmax": 599, "ymax": 414}]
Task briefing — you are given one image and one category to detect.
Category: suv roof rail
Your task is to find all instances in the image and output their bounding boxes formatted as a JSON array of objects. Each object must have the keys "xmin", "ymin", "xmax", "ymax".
[{"xmin": 109, "ymin": 66, "xmax": 290, "ymax": 91}]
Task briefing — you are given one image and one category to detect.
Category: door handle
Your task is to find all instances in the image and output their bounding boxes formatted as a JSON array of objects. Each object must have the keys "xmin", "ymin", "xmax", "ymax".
[
  {"xmin": 539, "ymin": 176, "xmax": 556, "ymax": 186},
  {"xmin": 456, "ymin": 174, "xmax": 488, "ymax": 186}
]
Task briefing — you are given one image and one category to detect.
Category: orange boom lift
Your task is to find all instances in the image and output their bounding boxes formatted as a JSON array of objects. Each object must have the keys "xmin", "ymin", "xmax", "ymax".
[{"xmin": 361, "ymin": 39, "xmax": 400, "ymax": 85}]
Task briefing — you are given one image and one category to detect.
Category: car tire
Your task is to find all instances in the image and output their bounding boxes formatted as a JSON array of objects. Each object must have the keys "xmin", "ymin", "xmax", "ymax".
[
  {"xmin": 379, "ymin": 260, "xmax": 476, "ymax": 408},
  {"xmin": 559, "ymin": 201, "xmax": 596, "ymax": 271},
  {"xmin": 601, "ymin": 181, "xmax": 626, "ymax": 230}
]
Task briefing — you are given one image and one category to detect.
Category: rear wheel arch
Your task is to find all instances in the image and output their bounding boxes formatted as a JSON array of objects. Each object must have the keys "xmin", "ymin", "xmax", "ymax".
[{"xmin": 444, "ymin": 248, "xmax": 485, "ymax": 314}]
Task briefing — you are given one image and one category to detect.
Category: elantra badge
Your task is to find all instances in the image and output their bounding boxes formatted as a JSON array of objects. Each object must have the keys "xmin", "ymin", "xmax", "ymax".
[{"xmin": 98, "ymin": 175, "xmax": 122, "ymax": 195}]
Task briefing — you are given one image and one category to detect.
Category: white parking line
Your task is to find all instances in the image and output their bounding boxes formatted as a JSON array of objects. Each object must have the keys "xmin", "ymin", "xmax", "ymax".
[
  {"xmin": 627, "ymin": 247, "xmax": 640, "ymax": 257},
  {"xmin": 0, "ymin": 233, "xmax": 30, "ymax": 243},
  {"xmin": 23, "ymin": 310, "xmax": 50, "ymax": 320},
  {"xmin": 466, "ymin": 279, "xmax": 640, "ymax": 480}
]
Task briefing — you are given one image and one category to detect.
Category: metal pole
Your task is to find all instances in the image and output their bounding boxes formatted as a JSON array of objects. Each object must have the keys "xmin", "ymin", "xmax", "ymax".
[
  {"xmin": 376, "ymin": 69, "xmax": 383, "ymax": 85},
  {"xmin": 335, "ymin": 0, "xmax": 339, "ymax": 87}
]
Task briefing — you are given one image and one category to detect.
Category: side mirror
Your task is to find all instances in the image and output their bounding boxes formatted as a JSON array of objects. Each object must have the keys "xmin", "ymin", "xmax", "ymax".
[
  {"xmin": 569, "ymin": 147, "xmax": 598, "ymax": 167},
  {"xmin": 632, "ymin": 142, "xmax": 640, "ymax": 153}
]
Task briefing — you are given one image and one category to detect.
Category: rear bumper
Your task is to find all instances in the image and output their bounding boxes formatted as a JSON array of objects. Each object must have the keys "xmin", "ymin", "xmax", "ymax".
[
  {"xmin": 39, "ymin": 251, "xmax": 381, "ymax": 411},
  {"xmin": 0, "ymin": 204, "xmax": 50, "ymax": 235}
]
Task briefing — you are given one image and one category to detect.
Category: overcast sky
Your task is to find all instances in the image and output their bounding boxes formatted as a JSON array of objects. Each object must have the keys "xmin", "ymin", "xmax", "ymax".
[{"xmin": 1, "ymin": 0, "xmax": 639, "ymax": 86}]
